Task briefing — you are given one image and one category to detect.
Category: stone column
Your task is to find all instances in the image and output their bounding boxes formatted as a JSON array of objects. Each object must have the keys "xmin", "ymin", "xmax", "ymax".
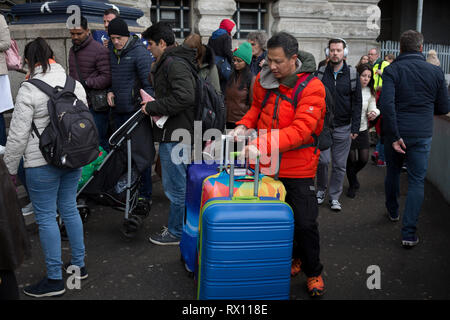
[
  {"xmin": 271, "ymin": 0, "xmax": 333, "ymax": 64},
  {"xmin": 271, "ymin": 0, "xmax": 381, "ymax": 66},
  {"xmin": 194, "ymin": 0, "xmax": 236, "ymax": 42}
]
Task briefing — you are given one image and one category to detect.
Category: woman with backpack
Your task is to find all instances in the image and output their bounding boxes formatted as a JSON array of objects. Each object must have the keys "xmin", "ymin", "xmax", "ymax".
[
  {"xmin": 225, "ymin": 42, "xmax": 255, "ymax": 129},
  {"xmin": 183, "ymin": 33, "xmax": 221, "ymax": 93},
  {"xmin": 208, "ymin": 19, "xmax": 236, "ymax": 92},
  {"xmin": 3, "ymin": 38, "xmax": 88, "ymax": 298},
  {"xmin": 346, "ymin": 63, "xmax": 380, "ymax": 198}
]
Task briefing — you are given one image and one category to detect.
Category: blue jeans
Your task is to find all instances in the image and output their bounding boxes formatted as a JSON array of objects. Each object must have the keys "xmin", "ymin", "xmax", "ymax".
[
  {"xmin": 376, "ymin": 140, "xmax": 385, "ymax": 162},
  {"xmin": 113, "ymin": 112, "xmax": 152, "ymax": 200},
  {"xmin": 90, "ymin": 109, "xmax": 110, "ymax": 152},
  {"xmin": 159, "ymin": 142, "xmax": 188, "ymax": 238},
  {"xmin": 384, "ymin": 136, "xmax": 432, "ymax": 238},
  {"xmin": 0, "ymin": 112, "xmax": 6, "ymax": 146},
  {"xmin": 26, "ymin": 165, "xmax": 84, "ymax": 280}
]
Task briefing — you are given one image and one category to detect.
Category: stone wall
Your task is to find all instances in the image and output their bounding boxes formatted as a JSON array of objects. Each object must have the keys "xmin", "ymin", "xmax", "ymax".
[{"xmin": 7, "ymin": 0, "xmax": 382, "ymax": 100}]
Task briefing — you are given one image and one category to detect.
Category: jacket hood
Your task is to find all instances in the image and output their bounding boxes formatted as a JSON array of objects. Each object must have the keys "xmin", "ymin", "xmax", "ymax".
[
  {"xmin": 298, "ymin": 50, "xmax": 317, "ymax": 73},
  {"xmin": 157, "ymin": 44, "xmax": 197, "ymax": 70},
  {"xmin": 211, "ymin": 28, "xmax": 228, "ymax": 40}
]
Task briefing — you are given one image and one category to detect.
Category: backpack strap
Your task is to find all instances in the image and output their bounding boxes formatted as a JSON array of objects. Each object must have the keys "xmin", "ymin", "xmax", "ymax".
[
  {"xmin": 316, "ymin": 65, "xmax": 326, "ymax": 81},
  {"xmin": 348, "ymin": 65, "xmax": 357, "ymax": 92},
  {"xmin": 272, "ymin": 73, "xmax": 317, "ymax": 180},
  {"xmin": 27, "ymin": 78, "xmax": 57, "ymax": 97},
  {"xmin": 27, "ymin": 76, "xmax": 76, "ymax": 98},
  {"xmin": 292, "ymin": 73, "xmax": 315, "ymax": 109}
]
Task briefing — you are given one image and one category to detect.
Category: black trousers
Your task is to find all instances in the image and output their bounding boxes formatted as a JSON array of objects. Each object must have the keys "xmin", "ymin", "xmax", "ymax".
[
  {"xmin": 280, "ymin": 178, "xmax": 323, "ymax": 277},
  {"xmin": 0, "ymin": 270, "xmax": 20, "ymax": 300}
]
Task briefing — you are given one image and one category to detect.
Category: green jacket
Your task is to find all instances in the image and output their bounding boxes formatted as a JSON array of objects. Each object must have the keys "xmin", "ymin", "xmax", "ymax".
[{"xmin": 145, "ymin": 44, "xmax": 197, "ymax": 143}]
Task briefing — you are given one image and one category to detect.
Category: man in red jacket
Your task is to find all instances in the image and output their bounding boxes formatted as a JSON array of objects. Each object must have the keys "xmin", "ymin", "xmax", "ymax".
[
  {"xmin": 232, "ymin": 32, "xmax": 326, "ymax": 297},
  {"xmin": 69, "ymin": 16, "xmax": 112, "ymax": 152}
]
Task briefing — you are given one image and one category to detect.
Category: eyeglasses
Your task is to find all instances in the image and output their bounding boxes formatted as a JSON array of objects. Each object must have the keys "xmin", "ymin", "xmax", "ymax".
[{"xmin": 232, "ymin": 58, "xmax": 244, "ymax": 64}]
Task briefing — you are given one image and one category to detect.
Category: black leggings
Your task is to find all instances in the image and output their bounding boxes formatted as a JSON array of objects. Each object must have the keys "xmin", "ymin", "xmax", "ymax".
[{"xmin": 346, "ymin": 148, "xmax": 369, "ymax": 188}]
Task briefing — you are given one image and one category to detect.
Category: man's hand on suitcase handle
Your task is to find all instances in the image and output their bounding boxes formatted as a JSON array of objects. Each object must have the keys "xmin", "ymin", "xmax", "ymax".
[{"xmin": 240, "ymin": 145, "xmax": 261, "ymax": 163}]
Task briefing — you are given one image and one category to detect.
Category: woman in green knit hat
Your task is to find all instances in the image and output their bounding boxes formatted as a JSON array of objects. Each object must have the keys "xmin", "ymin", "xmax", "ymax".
[{"xmin": 225, "ymin": 42, "xmax": 255, "ymax": 129}]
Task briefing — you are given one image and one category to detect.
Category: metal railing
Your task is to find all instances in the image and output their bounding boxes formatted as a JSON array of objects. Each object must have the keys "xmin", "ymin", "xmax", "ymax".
[{"xmin": 381, "ymin": 40, "xmax": 450, "ymax": 74}]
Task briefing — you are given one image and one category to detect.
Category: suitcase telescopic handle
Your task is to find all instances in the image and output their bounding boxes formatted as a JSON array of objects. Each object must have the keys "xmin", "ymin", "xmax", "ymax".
[{"xmin": 229, "ymin": 152, "xmax": 260, "ymax": 199}]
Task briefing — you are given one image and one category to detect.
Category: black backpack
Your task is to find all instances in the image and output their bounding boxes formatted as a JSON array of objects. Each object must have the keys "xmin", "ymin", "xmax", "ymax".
[
  {"xmin": 163, "ymin": 56, "xmax": 226, "ymax": 133},
  {"xmin": 28, "ymin": 76, "xmax": 99, "ymax": 169}
]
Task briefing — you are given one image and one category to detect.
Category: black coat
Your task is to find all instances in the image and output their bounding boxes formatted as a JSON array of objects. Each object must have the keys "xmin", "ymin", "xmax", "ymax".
[
  {"xmin": 207, "ymin": 31, "xmax": 233, "ymax": 64},
  {"xmin": 320, "ymin": 61, "xmax": 362, "ymax": 134},
  {"xmin": 145, "ymin": 45, "xmax": 197, "ymax": 143},
  {"xmin": 0, "ymin": 158, "xmax": 31, "ymax": 271},
  {"xmin": 109, "ymin": 35, "xmax": 154, "ymax": 114}
]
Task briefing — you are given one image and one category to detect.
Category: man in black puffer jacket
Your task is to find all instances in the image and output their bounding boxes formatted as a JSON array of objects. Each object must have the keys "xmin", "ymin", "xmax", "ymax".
[
  {"xmin": 141, "ymin": 22, "xmax": 197, "ymax": 245},
  {"xmin": 107, "ymin": 17, "xmax": 154, "ymax": 203},
  {"xmin": 106, "ymin": 18, "xmax": 154, "ymax": 128}
]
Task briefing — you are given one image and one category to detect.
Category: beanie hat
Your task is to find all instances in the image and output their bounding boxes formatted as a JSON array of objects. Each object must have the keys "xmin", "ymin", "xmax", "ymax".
[
  {"xmin": 219, "ymin": 19, "xmax": 236, "ymax": 35},
  {"xmin": 233, "ymin": 42, "xmax": 252, "ymax": 65},
  {"xmin": 108, "ymin": 17, "xmax": 130, "ymax": 37}
]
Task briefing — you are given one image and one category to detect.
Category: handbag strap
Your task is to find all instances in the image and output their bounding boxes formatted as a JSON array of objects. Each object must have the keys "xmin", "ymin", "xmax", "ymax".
[{"xmin": 72, "ymin": 49, "xmax": 89, "ymax": 93}]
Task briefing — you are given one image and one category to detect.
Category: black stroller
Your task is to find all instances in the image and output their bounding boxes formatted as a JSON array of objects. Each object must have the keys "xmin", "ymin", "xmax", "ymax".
[{"xmin": 71, "ymin": 110, "xmax": 155, "ymax": 239}]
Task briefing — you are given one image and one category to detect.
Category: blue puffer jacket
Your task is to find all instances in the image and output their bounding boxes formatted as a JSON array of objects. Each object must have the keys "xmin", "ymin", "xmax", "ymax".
[
  {"xmin": 379, "ymin": 52, "xmax": 449, "ymax": 140},
  {"xmin": 109, "ymin": 35, "xmax": 154, "ymax": 114}
]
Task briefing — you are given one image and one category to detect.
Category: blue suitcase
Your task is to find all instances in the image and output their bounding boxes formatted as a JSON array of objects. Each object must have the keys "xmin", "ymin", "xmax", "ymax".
[
  {"xmin": 180, "ymin": 162, "xmax": 220, "ymax": 274},
  {"xmin": 180, "ymin": 135, "xmax": 248, "ymax": 275},
  {"xmin": 197, "ymin": 154, "xmax": 294, "ymax": 300}
]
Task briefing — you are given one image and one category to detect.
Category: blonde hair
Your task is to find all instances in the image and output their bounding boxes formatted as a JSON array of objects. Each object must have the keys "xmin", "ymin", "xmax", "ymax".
[{"xmin": 426, "ymin": 49, "xmax": 440, "ymax": 66}]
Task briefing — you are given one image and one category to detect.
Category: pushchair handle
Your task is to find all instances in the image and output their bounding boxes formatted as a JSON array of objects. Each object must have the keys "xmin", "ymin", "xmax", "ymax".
[{"xmin": 109, "ymin": 110, "xmax": 146, "ymax": 147}]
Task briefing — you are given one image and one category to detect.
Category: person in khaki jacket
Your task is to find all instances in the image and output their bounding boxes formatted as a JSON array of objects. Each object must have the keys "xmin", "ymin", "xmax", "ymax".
[{"xmin": 0, "ymin": 14, "xmax": 14, "ymax": 151}]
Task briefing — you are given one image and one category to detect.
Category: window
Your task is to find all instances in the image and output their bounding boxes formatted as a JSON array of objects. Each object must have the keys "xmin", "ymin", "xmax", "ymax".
[
  {"xmin": 233, "ymin": 1, "xmax": 267, "ymax": 40},
  {"xmin": 150, "ymin": 0, "xmax": 191, "ymax": 39}
]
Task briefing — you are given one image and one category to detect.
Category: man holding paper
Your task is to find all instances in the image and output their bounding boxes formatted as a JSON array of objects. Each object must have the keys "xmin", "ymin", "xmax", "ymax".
[{"xmin": 140, "ymin": 22, "xmax": 197, "ymax": 245}]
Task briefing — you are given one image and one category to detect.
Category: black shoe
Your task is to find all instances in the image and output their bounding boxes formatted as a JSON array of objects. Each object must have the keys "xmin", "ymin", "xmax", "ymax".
[
  {"xmin": 149, "ymin": 227, "xmax": 181, "ymax": 246},
  {"xmin": 388, "ymin": 211, "xmax": 400, "ymax": 222},
  {"xmin": 346, "ymin": 187, "xmax": 356, "ymax": 198},
  {"xmin": 402, "ymin": 235, "xmax": 419, "ymax": 248},
  {"xmin": 23, "ymin": 277, "xmax": 65, "ymax": 298},
  {"xmin": 63, "ymin": 263, "xmax": 88, "ymax": 280}
]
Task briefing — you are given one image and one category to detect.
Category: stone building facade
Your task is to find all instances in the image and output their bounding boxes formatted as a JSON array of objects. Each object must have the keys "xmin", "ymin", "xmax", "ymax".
[{"xmin": 4, "ymin": 0, "xmax": 382, "ymax": 97}]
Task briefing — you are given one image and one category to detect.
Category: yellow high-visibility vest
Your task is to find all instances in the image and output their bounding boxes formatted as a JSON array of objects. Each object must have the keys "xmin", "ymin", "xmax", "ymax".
[{"xmin": 373, "ymin": 60, "xmax": 390, "ymax": 90}]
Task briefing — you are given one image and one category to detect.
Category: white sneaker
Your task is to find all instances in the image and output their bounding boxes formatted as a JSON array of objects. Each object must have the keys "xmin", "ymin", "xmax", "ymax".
[
  {"xmin": 0, "ymin": 145, "xmax": 5, "ymax": 155},
  {"xmin": 316, "ymin": 190, "xmax": 326, "ymax": 205},
  {"xmin": 330, "ymin": 200, "xmax": 342, "ymax": 211},
  {"xmin": 21, "ymin": 202, "xmax": 34, "ymax": 216}
]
